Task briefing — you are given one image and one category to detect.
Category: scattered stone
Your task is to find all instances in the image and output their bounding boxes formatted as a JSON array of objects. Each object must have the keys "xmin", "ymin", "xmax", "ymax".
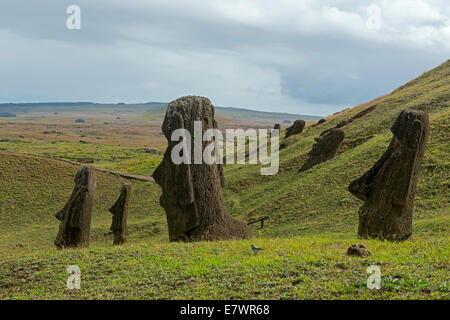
[
  {"xmin": 153, "ymin": 96, "xmax": 253, "ymax": 242},
  {"xmin": 54, "ymin": 166, "xmax": 96, "ymax": 249},
  {"xmin": 323, "ymin": 105, "xmax": 377, "ymax": 135},
  {"xmin": 299, "ymin": 128, "xmax": 345, "ymax": 172},
  {"xmin": 78, "ymin": 157, "xmax": 94, "ymax": 164},
  {"xmin": 312, "ymin": 119, "xmax": 326, "ymax": 127},
  {"xmin": 285, "ymin": 120, "xmax": 306, "ymax": 139},
  {"xmin": 348, "ymin": 109, "xmax": 430, "ymax": 241},
  {"xmin": 346, "ymin": 244, "xmax": 370, "ymax": 257},
  {"xmin": 279, "ymin": 138, "xmax": 296, "ymax": 150},
  {"xmin": 137, "ymin": 148, "xmax": 160, "ymax": 154},
  {"xmin": 109, "ymin": 183, "xmax": 131, "ymax": 245}
]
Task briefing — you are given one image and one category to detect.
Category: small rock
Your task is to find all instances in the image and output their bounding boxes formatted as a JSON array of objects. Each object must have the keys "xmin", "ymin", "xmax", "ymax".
[{"xmin": 346, "ymin": 244, "xmax": 370, "ymax": 257}]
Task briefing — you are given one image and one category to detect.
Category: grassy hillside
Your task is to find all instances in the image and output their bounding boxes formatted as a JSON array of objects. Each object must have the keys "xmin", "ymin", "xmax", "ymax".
[
  {"xmin": 0, "ymin": 153, "xmax": 167, "ymax": 253},
  {"xmin": 0, "ymin": 60, "xmax": 448, "ymax": 299},
  {"xmin": 224, "ymin": 60, "xmax": 449, "ymax": 238}
]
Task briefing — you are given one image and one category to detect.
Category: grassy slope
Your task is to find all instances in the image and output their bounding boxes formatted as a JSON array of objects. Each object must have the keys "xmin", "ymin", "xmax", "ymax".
[
  {"xmin": 0, "ymin": 61, "xmax": 449, "ymax": 299},
  {"xmin": 0, "ymin": 153, "xmax": 167, "ymax": 253},
  {"xmin": 224, "ymin": 60, "xmax": 449, "ymax": 238}
]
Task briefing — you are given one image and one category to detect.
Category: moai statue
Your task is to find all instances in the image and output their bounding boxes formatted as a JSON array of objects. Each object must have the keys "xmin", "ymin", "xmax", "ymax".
[
  {"xmin": 285, "ymin": 120, "xmax": 306, "ymax": 139},
  {"xmin": 109, "ymin": 183, "xmax": 131, "ymax": 245},
  {"xmin": 312, "ymin": 119, "xmax": 326, "ymax": 128},
  {"xmin": 349, "ymin": 109, "xmax": 430, "ymax": 241},
  {"xmin": 54, "ymin": 166, "xmax": 96, "ymax": 249},
  {"xmin": 299, "ymin": 128, "xmax": 345, "ymax": 172},
  {"xmin": 153, "ymin": 96, "xmax": 253, "ymax": 242}
]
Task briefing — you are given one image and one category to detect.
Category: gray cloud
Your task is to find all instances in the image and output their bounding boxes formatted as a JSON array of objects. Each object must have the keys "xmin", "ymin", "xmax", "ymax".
[{"xmin": 0, "ymin": 0, "xmax": 449, "ymax": 115}]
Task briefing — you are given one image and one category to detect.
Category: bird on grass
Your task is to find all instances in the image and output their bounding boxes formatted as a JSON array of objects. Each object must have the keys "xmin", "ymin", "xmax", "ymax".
[{"xmin": 251, "ymin": 244, "xmax": 264, "ymax": 253}]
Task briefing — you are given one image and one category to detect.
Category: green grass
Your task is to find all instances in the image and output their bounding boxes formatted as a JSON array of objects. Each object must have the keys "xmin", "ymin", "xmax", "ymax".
[
  {"xmin": 0, "ymin": 60, "xmax": 449, "ymax": 300},
  {"xmin": 0, "ymin": 141, "xmax": 163, "ymax": 176},
  {"xmin": 0, "ymin": 237, "xmax": 448, "ymax": 299}
]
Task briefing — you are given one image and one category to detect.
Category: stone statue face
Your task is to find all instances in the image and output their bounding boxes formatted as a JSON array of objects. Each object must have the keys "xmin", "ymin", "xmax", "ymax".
[{"xmin": 348, "ymin": 109, "xmax": 429, "ymax": 241}]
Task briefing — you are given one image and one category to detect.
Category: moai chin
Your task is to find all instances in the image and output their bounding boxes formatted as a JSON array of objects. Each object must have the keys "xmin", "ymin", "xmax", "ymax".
[
  {"xmin": 349, "ymin": 109, "xmax": 430, "ymax": 241},
  {"xmin": 109, "ymin": 183, "xmax": 131, "ymax": 245},
  {"xmin": 153, "ymin": 96, "xmax": 253, "ymax": 242},
  {"xmin": 54, "ymin": 166, "xmax": 96, "ymax": 249}
]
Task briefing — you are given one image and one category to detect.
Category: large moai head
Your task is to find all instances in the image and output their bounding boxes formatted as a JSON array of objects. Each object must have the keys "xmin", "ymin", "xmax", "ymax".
[
  {"xmin": 285, "ymin": 120, "xmax": 306, "ymax": 139},
  {"xmin": 349, "ymin": 109, "xmax": 430, "ymax": 240},
  {"xmin": 153, "ymin": 96, "xmax": 253, "ymax": 242},
  {"xmin": 54, "ymin": 166, "xmax": 96, "ymax": 249}
]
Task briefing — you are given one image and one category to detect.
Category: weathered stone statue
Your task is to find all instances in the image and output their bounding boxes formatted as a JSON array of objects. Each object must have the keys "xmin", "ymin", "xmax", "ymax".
[
  {"xmin": 109, "ymin": 183, "xmax": 131, "ymax": 245},
  {"xmin": 285, "ymin": 120, "xmax": 306, "ymax": 139},
  {"xmin": 54, "ymin": 166, "xmax": 96, "ymax": 249},
  {"xmin": 312, "ymin": 118, "xmax": 326, "ymax": 127},
  {"xmin": 349, "ymin": 109, "xmax": 429, "ymax": 241},
  {"xmin": 299, "ymin": 128, "xmax": 345, "ymax": 172},
  {"xmin": 153, "ymin": 96, "xmax": 253, "ymax": 242}
]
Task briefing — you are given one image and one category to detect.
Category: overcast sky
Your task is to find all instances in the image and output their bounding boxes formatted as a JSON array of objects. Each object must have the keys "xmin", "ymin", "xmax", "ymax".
[{"xmin": 0, "ymin": 0, "xmax": 449, "ymax": 116}]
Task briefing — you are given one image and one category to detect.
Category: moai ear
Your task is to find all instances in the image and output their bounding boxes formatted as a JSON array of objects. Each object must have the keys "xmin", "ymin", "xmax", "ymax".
[
  {"xmin": 176, "ymin": 161, "xmax": 195, "ymax": 207},
  {"xmin": 407, "ymin": 119, "xmax": 424, "ymax": 149},
  {"xmin": 391, "ymin": 120, "xmax": 424, "ymax": 206},
  {"xmin": 173, "ymin": 111, "xmax": 195, "ymax": 207}
]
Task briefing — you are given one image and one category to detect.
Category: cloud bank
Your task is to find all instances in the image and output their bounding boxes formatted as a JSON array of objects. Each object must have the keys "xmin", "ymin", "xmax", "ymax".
[{"xmin": 0, "ymin": 0, "xmax": 449, "ymax": 115}]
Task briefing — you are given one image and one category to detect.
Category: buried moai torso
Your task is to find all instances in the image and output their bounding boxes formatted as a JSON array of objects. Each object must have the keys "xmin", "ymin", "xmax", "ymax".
[
  {"xmin": 54, "ymin": 166, "xmax": 96, "ymax": 249},
  {"xmin": 109, "ymin": 183, "xmax": 131, "ymax": 245},
  {"xmin": 153, "ymin": 96, "xmax": 253, "ymax": 242},
  {"xmin": 348, "ymin": 109, "xmax": 430, "ymax": 241},
  {"xmin": 299, "ymin": 128, "xmax": 345, "ymax": 172}
]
